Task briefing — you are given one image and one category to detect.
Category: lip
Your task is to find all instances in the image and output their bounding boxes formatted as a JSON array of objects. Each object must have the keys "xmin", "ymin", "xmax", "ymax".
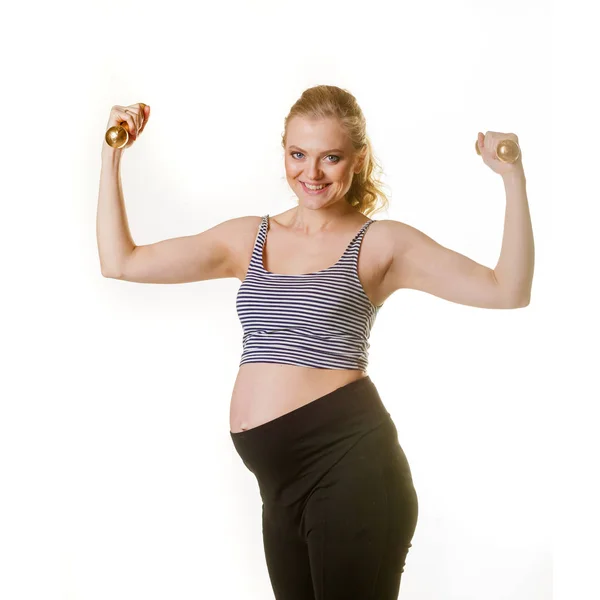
[{"xmin": 300, "ymin": 181, "xmax": 332, "ymax": 194}]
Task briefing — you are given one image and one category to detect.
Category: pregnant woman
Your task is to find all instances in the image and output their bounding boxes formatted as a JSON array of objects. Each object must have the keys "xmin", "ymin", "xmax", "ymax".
[{"xmin": 97, "ymin": 85, "xmax": 533, "ymax": 599}]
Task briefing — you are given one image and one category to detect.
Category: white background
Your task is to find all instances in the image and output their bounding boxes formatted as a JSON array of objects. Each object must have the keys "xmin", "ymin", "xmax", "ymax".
[{"xmin": 0, "ymin": 0, "xmax": 595, "ymax": 599}]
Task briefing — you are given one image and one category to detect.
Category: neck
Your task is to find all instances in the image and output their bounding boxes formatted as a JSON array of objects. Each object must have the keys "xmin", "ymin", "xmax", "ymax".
[{"xmin": 289, "ymin": 203, "xmax": 360, "ymax": 235}]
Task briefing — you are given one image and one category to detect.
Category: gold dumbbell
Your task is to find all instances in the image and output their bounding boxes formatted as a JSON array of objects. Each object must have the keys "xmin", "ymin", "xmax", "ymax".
[
  {"xmin": 105, "ymin": 103, "xmax": 147, "ymax": 149},
  {"xmin": 475, "ymin": 138, "xmax": 520, "ymax": 163}
]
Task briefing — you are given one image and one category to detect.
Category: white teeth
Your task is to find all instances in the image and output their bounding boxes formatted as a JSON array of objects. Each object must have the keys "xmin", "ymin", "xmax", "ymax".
[{"xmin": 304, "ymin": 183, "xmax": 328, "ymax": 190}]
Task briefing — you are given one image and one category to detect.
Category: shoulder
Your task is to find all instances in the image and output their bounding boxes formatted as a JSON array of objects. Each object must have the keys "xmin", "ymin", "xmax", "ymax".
[
  {"xmin": 210, "ymin": 214, "xmax": 264, "ymax": 248},
  {"xmin": 374, "ymin": 219, "xmax": 442, "ymax": 260},
  {"xmin": 362, "ymin": 218, "xmax": 434, "ymax": 302},
  {"xmin": 221, "ymin": 215, "xmax": 264, "ymax": 280},
  {"xmin": 363, "ymin": 218, "xmax": 413, "ymax": 266},
  {"xmin": 369, "ymin": 217, "xmax": 410, "ymax": 238},
  {"xmin": 219, "ymin": 213, "xmax": 264, "ymax": 241},
  {"xmin": 365, "ymin": 218, "xmax": 441, "ymax": 290},
  {"xmin": 232, "ymin": 214, "xmax": 264, "ymax": 230}
]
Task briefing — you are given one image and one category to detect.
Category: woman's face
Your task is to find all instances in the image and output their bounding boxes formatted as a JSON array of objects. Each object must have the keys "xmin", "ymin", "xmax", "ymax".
[{"xmin": 284, "ymin": 116, "xmax": 365, "ymax": 208}]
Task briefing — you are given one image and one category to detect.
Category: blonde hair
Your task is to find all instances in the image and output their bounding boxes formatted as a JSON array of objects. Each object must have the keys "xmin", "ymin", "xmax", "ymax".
[{"xmin": 281, "ymin": 85, "xmax": 390, "ymax": 218}]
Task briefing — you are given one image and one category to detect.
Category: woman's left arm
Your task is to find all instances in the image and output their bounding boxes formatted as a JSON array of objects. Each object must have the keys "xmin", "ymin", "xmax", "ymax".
[{"xmin": 380, "ymin": 131, "xmax": 534, "ymax": 309}]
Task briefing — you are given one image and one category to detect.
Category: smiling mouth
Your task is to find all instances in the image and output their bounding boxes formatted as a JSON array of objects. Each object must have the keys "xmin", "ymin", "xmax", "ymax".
[{"xmin": 301, "ymin": 181, "xmax": 332, "ymax": 190}]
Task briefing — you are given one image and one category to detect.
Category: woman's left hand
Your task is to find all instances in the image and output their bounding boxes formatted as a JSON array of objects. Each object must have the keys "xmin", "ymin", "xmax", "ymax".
[{"xmin": 477, "ymin": 131, "xmax": 524, "ymax": 177}]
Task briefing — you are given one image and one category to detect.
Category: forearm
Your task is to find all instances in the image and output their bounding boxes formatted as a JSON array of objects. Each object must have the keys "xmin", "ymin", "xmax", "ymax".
[
  {"xmin": 493, "ymin": 168, "xmax": 535, "ymax": 305},
  {"xmin": 96, "ymin": 146, "xmax": 136, "ymax": 277}
]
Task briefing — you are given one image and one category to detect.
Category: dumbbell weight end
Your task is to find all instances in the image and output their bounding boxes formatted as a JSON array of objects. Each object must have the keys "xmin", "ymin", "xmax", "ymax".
[{"xmin": 475, "ymin": 138, "xmax": 520, "ymax": 163}]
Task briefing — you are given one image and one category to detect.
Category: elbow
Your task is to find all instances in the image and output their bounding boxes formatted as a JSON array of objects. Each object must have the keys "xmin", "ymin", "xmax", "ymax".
[
  {"xmin": 101, "ymin": 268, "xmax": 122, "ymax": 279},
  {"xmin": 515, "ymin": 289, "xmax": 532, "ymax": 307},
  {"xmin": 506, "ymin": 295, "xmax": 530, "ymax": 309},
  {"xmin": 496, "ymin": 283, "xmax": 531, "ymax": 309}
]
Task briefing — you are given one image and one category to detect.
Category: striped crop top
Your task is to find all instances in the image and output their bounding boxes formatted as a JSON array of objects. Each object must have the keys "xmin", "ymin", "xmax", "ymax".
[{"xmin": 235, "ymin": 215, "xmax": 383, "ymax": 370}]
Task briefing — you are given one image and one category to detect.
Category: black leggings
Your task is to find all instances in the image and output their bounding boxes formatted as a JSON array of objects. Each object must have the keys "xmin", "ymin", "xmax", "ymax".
[{"xmin": 230, "ymin": 375, "xmax": 419, "ymax": 600}]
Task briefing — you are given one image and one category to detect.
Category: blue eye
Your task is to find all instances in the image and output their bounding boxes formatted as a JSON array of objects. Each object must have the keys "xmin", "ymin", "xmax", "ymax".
[{"xmin": 291, "ymin": 152, "xmax": 340, "ymax": 163}]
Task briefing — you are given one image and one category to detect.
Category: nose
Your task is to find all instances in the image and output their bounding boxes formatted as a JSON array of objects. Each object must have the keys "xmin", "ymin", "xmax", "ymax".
[{"xmin": 305, "ymin": 159, "xmax": 323, "ymax": 181}]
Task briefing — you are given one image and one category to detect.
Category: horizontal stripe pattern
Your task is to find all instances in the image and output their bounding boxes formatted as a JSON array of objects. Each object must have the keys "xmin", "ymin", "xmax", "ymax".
[{"xmin": 236, "ymin": 215, "xmax": 383, "ymax": 370}]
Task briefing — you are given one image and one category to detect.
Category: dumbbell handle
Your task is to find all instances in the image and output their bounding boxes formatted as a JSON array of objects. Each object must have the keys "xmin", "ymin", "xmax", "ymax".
[
  {"xmin": 476, "ymin": 138, "xmax": 520, "ymax": 163},
  {"xmin": 104, "ymin": 103, "xmax": 147, "ymax": 149}
]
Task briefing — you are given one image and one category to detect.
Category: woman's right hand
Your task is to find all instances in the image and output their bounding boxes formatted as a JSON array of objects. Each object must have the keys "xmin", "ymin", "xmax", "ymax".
[{"xmin": 104, "ymin": 103, "xmax": 150, "ymax": 150}]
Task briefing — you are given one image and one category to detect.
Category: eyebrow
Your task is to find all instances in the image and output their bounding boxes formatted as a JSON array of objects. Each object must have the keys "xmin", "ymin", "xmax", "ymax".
[{"xmin": 288, "ymin": 145, "xmax": 345, "ymax": 154}]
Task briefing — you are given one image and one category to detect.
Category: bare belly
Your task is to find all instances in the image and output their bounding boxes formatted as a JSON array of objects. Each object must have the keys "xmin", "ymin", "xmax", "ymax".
[{"xmin": 229, "ymin": 363, "xmax": 368, "ymax": 433}]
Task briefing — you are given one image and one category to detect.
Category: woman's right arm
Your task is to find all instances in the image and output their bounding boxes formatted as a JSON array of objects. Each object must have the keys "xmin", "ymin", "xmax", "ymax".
[
  {"xmin": 96, "ymin": 144, "xmax": 250, "ymax": 283},
  {"xmin": 96, "ymin": 104, "xmax": 250, "ymax": 284}
]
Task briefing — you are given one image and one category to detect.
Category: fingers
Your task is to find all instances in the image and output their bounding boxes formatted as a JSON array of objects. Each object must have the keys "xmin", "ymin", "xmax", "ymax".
[
  {"xmin": 138, "ymin": 104, "xmax": 150, "ymax": 135},
  {"xmin": 124, "ymin": 104, "xmax": 145, "ymax": 139},
  {"xmin": 481, "ymin": 131, "xmax": 498, "ymax": 159},
  {"xmin": 109, "ymin": 103, "xmax": 149, "ymax": 145},
  {"xmin": 111, "ymin": 105, "xmax": 137, "ymax": 137}
]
